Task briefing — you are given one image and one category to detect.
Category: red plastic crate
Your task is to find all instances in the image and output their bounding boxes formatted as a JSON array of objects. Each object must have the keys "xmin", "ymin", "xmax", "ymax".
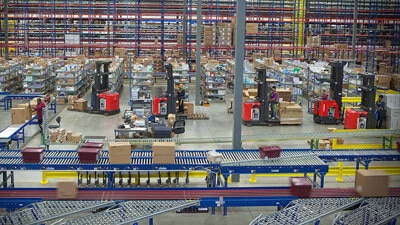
[
  {"xmin": 259, "ymin": 146, "xmax": 281, "ymax": 159},
  {"xmin": 77, "ymin": 148, "xmax": 101, "ymax": 163},
  {"xmin": 21, "ymin": 147, "xmax": 44, "ymax": 163},
  {"xmin": 82, "ymin": 142, "xmax": 103, "ymax": 148},
  {"xmin": 291, "ymin": 177, "xmax": 312, "ymax": 198}
]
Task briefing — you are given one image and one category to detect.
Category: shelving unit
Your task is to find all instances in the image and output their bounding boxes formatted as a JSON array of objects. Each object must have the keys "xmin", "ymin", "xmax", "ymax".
[
  {"xmin": 201, "ymin": 64, "xmax": 227, "ymax": 101},
  {"xmin": 22, "ymin": 65, "xmax": 55, "ymax": 95},
  {"xmin": 0, "ymin": 61, "xmax": 23, "ymax": 93},
  {"xmin": 55, "ymin": 63, "xmax": 90, "ymax": 98},
  {"xmin": 130, "ymin": 65, "xmax": 154, "ymax": 104},
  {"xmin": 173, "ymin": 64, "xmax": 190, "ymax": 101}
]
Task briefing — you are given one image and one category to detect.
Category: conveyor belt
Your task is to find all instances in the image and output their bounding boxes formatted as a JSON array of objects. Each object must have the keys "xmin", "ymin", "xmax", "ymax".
[
  {"xmin": 1, "ymin": 188, "xmax": 400, "ymax": 201},
  {"xmin": 0, "ymin": 201, "xmax": 115, "ymax": 225},
  {"xmin": 333, "ymin": 197, "xmax": 400, "ymax": 225},
  {"xmin": 76, "ymin": 129, "xmax": 400, "ymax": 145},
  {"xmin": 251, "ymin": 198, "xmax": 364, "ymax": 225},
  {"xmin": 0, "ymin": 149, "xmax": 398, "ymax": 171},
  {"xmin": 60, "ymin": 200, "xmax": 198, "ymax": 225}
]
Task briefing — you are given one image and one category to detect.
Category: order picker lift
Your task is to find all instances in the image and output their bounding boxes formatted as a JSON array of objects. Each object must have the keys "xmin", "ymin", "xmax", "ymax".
[
  {"xmin": 152, "ymin": 64, "xmax": 177, "ymax": 117},
  {"xmin": 85, "ymin": 61, "xmax": 120, "ymax": 116},
  {"xmin": 242, "ymin": 68, "xmax": 279, "ymax": 126},
  {"xmin": 313, "ymin": 61, "xmax": 344, "ymax": 124}
]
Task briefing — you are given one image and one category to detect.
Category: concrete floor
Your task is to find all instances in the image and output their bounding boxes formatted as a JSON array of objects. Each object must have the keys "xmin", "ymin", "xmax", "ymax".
[{"xmin": 1, "ymin": 80, "xmax": 399, "ymax": 225}]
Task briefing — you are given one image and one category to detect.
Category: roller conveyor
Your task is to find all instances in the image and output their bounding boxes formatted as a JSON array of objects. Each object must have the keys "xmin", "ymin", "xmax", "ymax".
[
  {"xmin": 251, "ymin": 198, "xmax": 364, "ymax": 225},
  {"xmin": 333, "ymin": 197, "xmax": 400, "ymax": 225},
  {"xmin": 0, "ymin": 201, "xmax": 115, "ymax": 225},
  {"xmin": 60, "ymin": 200, "xmax": 199, "ymax": 225}
]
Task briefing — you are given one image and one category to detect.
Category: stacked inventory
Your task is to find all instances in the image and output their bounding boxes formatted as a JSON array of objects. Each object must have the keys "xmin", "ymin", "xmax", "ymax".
[
  {"xmin": 384, "ymin": 94, "xmax": 400, "ymax": 129},
  {"xmin": 55, "ymin": 63, "xmax": 90, "ymax": 98},
  {"xmin": 203, "ymin": 25, "xmax": 216, "ymax": 46},
  {"xmin": 201, "ymin": 62, "xmax": 227, "ymax": 101},
  {"xmin": 172, "ymin": 62, "xmax": 190, "ymax": 101},
  {"xmin": 107, "ymin": 58, "xmax": 125, "ymax": 91},
  {"xmin": 22, "ymin": 59, "xmax": 55, "ymax": 94},
  {"xmin": 0, "ymin": 61, "xmax": 23, "ymax": 93},
  {"xmin": 219, "ymin": 22, "xmax": 233, "ymax": 46},
  {"xmin": 131, "ymin": 65, "xmax": 153, "ymax": 103}
]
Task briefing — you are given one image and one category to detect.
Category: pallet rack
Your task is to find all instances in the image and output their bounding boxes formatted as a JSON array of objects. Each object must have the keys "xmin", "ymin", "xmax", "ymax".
[{"xmin": 1, "ymin": 0, "xmax": 398, "ymax": 72}]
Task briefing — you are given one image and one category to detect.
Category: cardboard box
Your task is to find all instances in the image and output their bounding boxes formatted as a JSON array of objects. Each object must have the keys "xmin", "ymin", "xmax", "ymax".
[
  {"xmin": 152, "ymin": 142, "xmax": 176, "ymax": 164},
  {"xmin": 11, "ymin": 108, "xmax": 26, "ymax": 124},
  {"xmin": 74, "ymin": 99, "xmax": 87, "ymax": 112},
  {"xmin": 67, "ymin": 95, "xmax": 78, "ymax": 105},
  {"xmin": 70, "ymin": 133, "xmax": 82, "ymax": 143},
  {"xmin": 108, "ymin": 142, "xmax": 131, "ymax": 164},
  {"xmin": 355, "ymin": 170, "xmax": 389, "ymax": 197},
  {"xmin": 21, "ymin": 147, "xmax": 44, "ymax": 163},
  {"xmin": 185, "ymin": 102, "xmax": 194, "ymax": 115},
  {"xmin": 386, "ymin": 106, "xmax": 400, "ymax": 118},
  {"xmin": 56, "ymin": 97, "xmax": 66, "ymax": 105},
  {"xmin": 66, "ymin": 131, "xmax": 73, "ymax": 141},
  {"xmin": 318, "ymin": 139, "xmax": 331, "ymax": 149},
  {"xmin": 57, "ymin": 179, "xmax": 78, "ymax": 199},
  {"xmin": 167, "ymin": 114, "xmax": 176, "ymax": 127},
  {"xmin": 18, "ymin": 103, "xmax": 33, "ymax": 120}
]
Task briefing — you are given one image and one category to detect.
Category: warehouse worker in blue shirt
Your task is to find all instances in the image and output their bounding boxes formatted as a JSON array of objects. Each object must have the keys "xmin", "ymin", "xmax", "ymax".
[
  {"xmin": 375, "ymin": 95, "xmax": 385, "ymax": 129},
  {"xmin": 176, "ymin": 84, "xmax": 185, "ymax": 113}
]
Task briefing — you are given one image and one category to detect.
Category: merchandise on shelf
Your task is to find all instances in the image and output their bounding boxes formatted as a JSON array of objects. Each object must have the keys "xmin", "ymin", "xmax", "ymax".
[
  {"xmin": 0, "ymin": 61, "xmax": 23, "ymax": 93},
  {"xmin": 201, "ymin": 61, "xmax": 227, "ymax": 101},
  {"xmin": 130, "ymin": 64, "xmax": 154, "ymax": 103}
]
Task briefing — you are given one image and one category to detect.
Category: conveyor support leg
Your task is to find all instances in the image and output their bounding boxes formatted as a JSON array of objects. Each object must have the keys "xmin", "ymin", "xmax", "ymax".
[
  {"xmin": 336, "ymin": 162, "xmax": 344, "ymax": 182},
  {"xmin": 249, "ymin": 172, "xmax": 257, "ymax": 183},
  {"xmin": 148, "ymin": 218, "xmax": 153, "ymax": 225},
  {"xmin": 223, "ymin": 174, "xmax": 229, "ymax": 188}
]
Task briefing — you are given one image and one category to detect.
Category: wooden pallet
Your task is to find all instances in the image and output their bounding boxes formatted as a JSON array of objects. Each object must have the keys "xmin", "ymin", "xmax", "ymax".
[{"xmin": 187, "ymin": 113, "xmax": 209, "ymax": 120}]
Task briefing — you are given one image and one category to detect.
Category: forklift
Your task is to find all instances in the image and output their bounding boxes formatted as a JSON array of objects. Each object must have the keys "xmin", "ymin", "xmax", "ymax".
[
  {"xmin": 242, "ymin": 68, "xmax": 280, "ymax": 126},
  {"xmin": 85, "ymin": 61, "xmax": 120, "ymax": 116},
  {"xmin": 343, "ymin": 73, "xmax": 377, "ymax": 129},
  {"xmin": 313, "ymin": 62, "xmax": 344, "ymax": 124},
  {"xmin": 152, "ymin": 64, "xmax": 178, "ymax": 118}
]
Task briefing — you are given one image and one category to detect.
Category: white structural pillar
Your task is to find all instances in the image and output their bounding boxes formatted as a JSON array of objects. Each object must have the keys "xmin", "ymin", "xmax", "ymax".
[{"xmin": 232, "ymin": 0, "xmax": 246, "ymax": 149}]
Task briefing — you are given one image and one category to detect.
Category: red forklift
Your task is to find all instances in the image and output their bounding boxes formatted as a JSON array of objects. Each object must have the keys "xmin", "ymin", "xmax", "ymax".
[
  {"xmin": 85, "ymin": 61, "xmax": 120, "ymax": 116},
  {"xmin": 313, "ymin": 62, "xmax": 344, "ymax": 124},
  {"xmin": 152, "ymin": 64, "xmax": 176, "ymax": 117},
  {"xmin": 242, "ymin": 68, "xmax": 280, "ymax": 126}
]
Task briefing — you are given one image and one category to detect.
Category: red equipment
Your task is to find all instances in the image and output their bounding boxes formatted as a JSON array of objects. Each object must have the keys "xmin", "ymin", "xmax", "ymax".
[
  {"xmin": 258, "ymin": 146, "xmax": 281, "ymax": 159},
  {"xmin": 344, "ymin": 108, "xmax": 368, "ymax": 129},
  {"xmin": 21, "ymin": 147, "xmax": 44, "ymax": 163},
  {"xmin": 152, "ymin": 97, "xmax": 168, "ymax": 116},
  {"xmin": 77, "ymin": 148, "xmax": 101, "ymax": 163},
  {"xmin": 291, "ymin": 177, "xmax": 312, "ymax": 198},
  {"xmin": 313, "ymin": 99, "xmax": 341, "ymax": 124},
  {"xmin": 242, "ymin": 101, "xmax": 261, "ymax": 122},
  {"xmin": 98, "ymin": 92, "xmax": 120, "ymax": 114}
]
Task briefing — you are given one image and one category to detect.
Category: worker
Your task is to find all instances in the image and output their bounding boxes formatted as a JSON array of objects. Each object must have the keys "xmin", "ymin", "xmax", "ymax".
[
  {"xmin": 176, "ymin": 84, "xmax": 185, "ymax": 113},
  {"xmin": 321, "ymin": 90, "xmax": 328, "ymax": 100},
  {"xmin": 90, "ymin": 82, "xmax": 96, "ymax": 109},
  {"xmin": 32, "ymin": 98, "xmax": 46, "ymax": 133},
  {"xmin": 269, "ymin": 86, "xmax": 279, "ymax": 119},
  {"xmin": 375, "ymin": 95, "xmax": 385, "ymax": 129}
]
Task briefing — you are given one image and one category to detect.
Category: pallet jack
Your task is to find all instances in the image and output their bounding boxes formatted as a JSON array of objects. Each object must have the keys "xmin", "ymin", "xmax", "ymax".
[
  {"xmin": 152, "ymin": 64, "xmax": 179, "ymax": 118},
  {"xmin": 85, "ymin": 61, "xmax": 120, "ymax": 116},
  {"xmin": 313, "ymin": 62, "xmax": 344, "ymax": 124},
  {"xmin": 242, "ymin": 68, "xmax": 280, "ymax": 126}
]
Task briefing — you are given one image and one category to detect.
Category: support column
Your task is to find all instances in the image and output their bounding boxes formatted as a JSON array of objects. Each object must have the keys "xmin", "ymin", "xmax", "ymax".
[
  {"xmin": 4, "ymin": 0, "xmax": 9, "ymax": 60},
  {"xmin": 352, "ymin": 0, "xmax": 358, "ymax": 60},
  {"xmin": 195, "ymin": 0, "xmax": 202, "ymax": 105},
  {"xmin": 182, "ymin": 0, "xmax": 187, "ymax": 59},
  {"xmin": 232, "ymin": 0, "xmax": 246, "ymax": 150}
]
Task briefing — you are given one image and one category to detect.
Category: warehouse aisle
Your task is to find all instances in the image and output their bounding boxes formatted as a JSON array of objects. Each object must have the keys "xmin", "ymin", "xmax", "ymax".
[{"xmin": 1, "ymin": 81, "xmax": 399, "ymax": 225}]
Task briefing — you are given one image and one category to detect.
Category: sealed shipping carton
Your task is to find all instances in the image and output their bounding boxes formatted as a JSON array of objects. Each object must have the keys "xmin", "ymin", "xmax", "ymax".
[
  {"xmin": 18, "ymin": 103, "xmax": 33, "ymax": 120},
  {"xmin": 152, "ymin": 142, "xmax": 176, "ymax": 164},
  {"xmin": 355, "ymin": 170, "xmax": 389, "ymax": 197},
  {"xmin": 11, "ymin": 108, "xmax": 26, "ymax": 124},
  {"xmin": 70, "ymin": 133, "xmax": 82, "ymax": 143},
  {"xmin": 57, "ymin": 179, "xmax": 78, "ymax": 199},
  {"xmin": 74, "ymin": 99, "xmax": 88, "ymax": 112},
  {"xmin": 108, "ymin": 142, "xmax": 131, "ymax": 164}
]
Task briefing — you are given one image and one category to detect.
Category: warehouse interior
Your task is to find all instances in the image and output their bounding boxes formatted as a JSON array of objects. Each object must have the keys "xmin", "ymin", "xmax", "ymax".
[{"xmin": 1, "ymin": 0, "xmax": 400, "ymax": 225}]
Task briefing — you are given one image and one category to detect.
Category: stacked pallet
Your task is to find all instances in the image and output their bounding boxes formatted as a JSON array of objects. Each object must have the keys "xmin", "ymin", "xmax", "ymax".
[{"xmin": 278, "ymin": 101, "xmax": 303, "ymax": 125}]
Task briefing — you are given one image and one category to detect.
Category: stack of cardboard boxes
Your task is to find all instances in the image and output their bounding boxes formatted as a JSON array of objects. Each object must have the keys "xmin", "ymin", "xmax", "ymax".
[
  {"xmin": 108, "ymin": 142, "xmax": 131, "ymax": 164},
  {"xmin": 390, "ymin": 74, "xmax": 400, "ymax": 90},
  {"xmin": 152, "ymin": 54, "xmax": 163, "ymax": 73},
  {"xmin": 246, "ymin": 23, "xmax": 258, "ymax": 33},
  {"xmin": 384, "ymin": 94, "xmax": 400, "ymax": 129},
  {"xmin": 11, "ymin": 102, "xmax": 33, "ymax": 124},
  {"xmin": 374, "ymin": 75, "xmax": 392, "ymax": 89},
  {"xmin": 307, "ymin": 36, "xmax": 321, "ymax": 48},
  {"xmin": 152, "ymin": 142, "xmax": 175, "ymax": 164},
  {"xmin": 277, "ymin": 101, "xmax": 303, "ymax": 125},
  {"xmin": 49, "ymin": 128, "xmax": 82, "ymax": 143},
  {"xmin": 67, "ymin": 96, "xmax": 87, "ymax": 112},
  {"xmin": 219, "ymin": 22, "xmax": 232, "ymax": 46},
  {"xmin": 203, "ymin": 25, "xmax": 216, "ymax": 46}
]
